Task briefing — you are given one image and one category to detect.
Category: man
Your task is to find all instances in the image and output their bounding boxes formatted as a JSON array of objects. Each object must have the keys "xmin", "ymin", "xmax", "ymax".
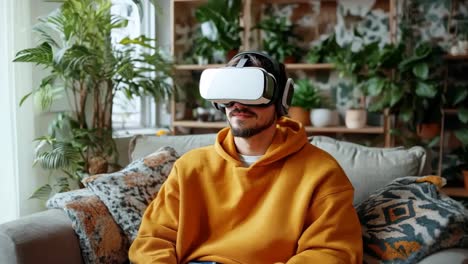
[{"xmin": 129, "ymin": 51, "xmax": 363, "ymax": 263}]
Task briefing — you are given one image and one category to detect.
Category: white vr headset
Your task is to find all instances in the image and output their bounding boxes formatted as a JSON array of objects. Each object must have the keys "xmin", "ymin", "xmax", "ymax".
[{"xmin": 199, "ymin": 66, "xmax": 294, "ymax": 114}]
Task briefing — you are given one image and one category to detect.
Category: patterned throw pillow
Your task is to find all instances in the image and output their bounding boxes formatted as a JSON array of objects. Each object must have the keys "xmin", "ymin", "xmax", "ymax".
[
  {"xmin": 47, "ymin": 189, "xmax": 130, "ymax": 264},
  {"xmin": 83, "ymin": 146, "xmax": 179, "ymax": 242},
  {"xmin": 356, "ymin": 176, "xmax": 468, "ymax": 264}
]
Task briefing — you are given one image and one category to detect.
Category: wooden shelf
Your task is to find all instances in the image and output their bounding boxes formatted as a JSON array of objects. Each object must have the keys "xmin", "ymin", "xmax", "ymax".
[
  {"xmin": 441, "ymin": 187, "xmax": 468, "ymax": 198},
  {"xmin": 444, "ymin": 54, "xmax": 468, "ymax": 60},
  {"xmin": 305, "ymin": 126, "xmax": 384, "ymax": 134},
  {"xmin": 285, "ymin": 63, "xmax": 334, "ymax": 70},
  {"xmin": 443, "ymin": 108, "xmax": 458, "ymax": 115},
  {"xmin": 173, "ymin": 120, "xmax": 384, "ymax": 134},
  {"xmin": 174, "ymin": 63, "xmax": 335, "ymax": 71},
  {"xmin": 174, "ymin": 64, "xmax": 225, "ymax": 71},
  {"xmin": 173, "ymin": 120, "xmax": 226, "ymax": 129},
  {"xmin": 173, "ymin": 0, "xmax": 206, "ymax": 2}
]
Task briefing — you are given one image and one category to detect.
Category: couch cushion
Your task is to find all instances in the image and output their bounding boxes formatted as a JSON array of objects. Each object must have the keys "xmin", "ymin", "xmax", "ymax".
[
  {"xmin": 84, "ymin": 146, "xmax": 179, "ymax": 242},
  {"xmin": 356, "ymin": 176, "xmax": 468, "ymax": 264},
  {"xmin": 0, "ymin": 209, "xmax": 83, "ymax": 264},
  {"xmin": 47, "ymin": 189, "xmax": 129, "ymax": 264},
  {"xmin": 418, "ymin": 248, "xmax": 468, "ymax": 264},
  {"xmin": 129, "ymin": 133, "xmax": 217, "ymax": 161},
  {"xmin": 309, "ymin": 136, "xmax": 430, "ymax": 205}
]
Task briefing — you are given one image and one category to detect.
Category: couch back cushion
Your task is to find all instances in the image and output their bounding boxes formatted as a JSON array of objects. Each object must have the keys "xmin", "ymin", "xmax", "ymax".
[
  {"xmin": 309, "ymin": 136, "xmax": 431, "ymax": 205},
  {"xmin": 129, "ymin": 133, "xmax": 217, "ymax": 161},
  {"xmin": 129, "ymin": 134, "xmax": 430, "ymax": 206}
]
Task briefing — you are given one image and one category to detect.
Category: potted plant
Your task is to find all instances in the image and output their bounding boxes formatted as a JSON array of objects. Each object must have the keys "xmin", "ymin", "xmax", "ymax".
[
  {"xmin": 306, "ymin": 33, "xmax": 341, "ymax": 64},
  {"xmin": 289, "ymin": 79, "xmax": 322, "ymax": 126},
  {"xmin": 328, "ymin": 38, "xmax": 377, "ymax": 129},
  {"xmin": 309, "ymin": 89, "xmax": 339, "ymax": 128},
  {"xmin": 253, "ymin": 16, "xmax": 303, "ymax": 63},
  {"xmin": 361, "ymin": 41, "xmax": 445, "ymax": 140},
  {"xmin": 13, "ymin": 0, "xmax": 173, "ymax": 199},
  {"xmin": 193, "ymin": 0, "xmax": 243, "ymax": 63},
  {"xmin": 311, "ymin": 106, "xmax": 339, "ymax": 128}
]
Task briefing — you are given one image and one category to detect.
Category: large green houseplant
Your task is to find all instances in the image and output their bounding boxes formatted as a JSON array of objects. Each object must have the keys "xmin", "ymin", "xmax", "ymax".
[
  {"xmin": 254, "ymin": 16, "xmax": 303, "ymax": 63},
  {"xmin": 192, "ymin": 0, "xmax": 243, "ymax": 63},
  {"xmin": 14, "ymin": 0, "xmax": 173, "ymax": 199}
]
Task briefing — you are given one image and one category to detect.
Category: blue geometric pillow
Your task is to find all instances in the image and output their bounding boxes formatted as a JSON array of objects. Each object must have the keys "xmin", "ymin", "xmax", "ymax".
[{"xmin": 356, "ymin": 176, "xmax": 468, "ymax": 264}]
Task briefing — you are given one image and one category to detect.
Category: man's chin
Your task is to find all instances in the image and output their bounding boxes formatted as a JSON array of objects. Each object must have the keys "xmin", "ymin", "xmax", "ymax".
[{"xmin": 230, "ymin": 123, "xmax": 266, "ymax": 138}]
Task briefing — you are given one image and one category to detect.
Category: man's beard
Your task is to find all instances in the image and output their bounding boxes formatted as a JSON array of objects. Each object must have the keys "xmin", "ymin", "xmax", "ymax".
[{"xmin": 228, "ymin": 109, "xmax": 276, "ymax": 138}]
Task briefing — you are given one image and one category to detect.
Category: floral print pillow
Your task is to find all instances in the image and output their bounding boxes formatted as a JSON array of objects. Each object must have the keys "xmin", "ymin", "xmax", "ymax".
[
  {"xmin": 83, "ymin": 146, "xmax": 179, "ymax": 242},
  {"xmin": 47, "ymin": 189, "xmax": 130, "ymax": 264}
]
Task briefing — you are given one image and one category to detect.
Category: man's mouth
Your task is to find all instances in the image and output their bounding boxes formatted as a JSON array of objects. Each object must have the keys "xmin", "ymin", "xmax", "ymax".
[{"xmin": 230, "ymin": 109, "xmax": 256, "ymax": 118}]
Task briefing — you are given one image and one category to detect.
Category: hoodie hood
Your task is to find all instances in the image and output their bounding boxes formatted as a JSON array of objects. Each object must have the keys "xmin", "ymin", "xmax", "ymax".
[{"xmin": 214, "ymin": 116, "xmax": 308, "ymax": 166}]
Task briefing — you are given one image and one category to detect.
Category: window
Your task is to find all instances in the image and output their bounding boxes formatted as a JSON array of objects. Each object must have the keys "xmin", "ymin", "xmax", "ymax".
[{"xmin": 111, "ymin": 0, "xmax": 159, "ymax": 132}]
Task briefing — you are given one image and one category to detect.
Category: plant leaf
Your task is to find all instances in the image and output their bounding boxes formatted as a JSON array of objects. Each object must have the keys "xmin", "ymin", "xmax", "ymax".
[
  {"xmin": 412, "ymin": 63, "xmax": 429, "ymax": 80},
  {"xmin": 35, "ymin": 141, "xmax": 82, "ymax": 171},
  {"xmin": 390, "ymin": 83, "xmax": 404, "ymax": 107},
  {"xmin": 455, "ymin": 128, "xmax": 468, "ymax": 145},
  {"xmin": 29, "ymin": 184, "xmax": 52, "ymax": 200},
  {"xmin": 13, "ymin": 42, "xmax": 53, "ymax": 66},
  {"xmin": 366, "ymin": 77, "xmax": 385, "ymax": 96},
  {"xmin": 415, "ymin": 82, "xmax": 437, "ymax": 98},
  {"xmin": 55, "ymin": 177, "xmax": 71, "ymax": 193},
  {"xmin": 453, "ymin": 88, "xmax": 468, "ymax": 106},
  {"xmin": 458, "ymin": 107, "xmax": 468, "ymax": 123}
]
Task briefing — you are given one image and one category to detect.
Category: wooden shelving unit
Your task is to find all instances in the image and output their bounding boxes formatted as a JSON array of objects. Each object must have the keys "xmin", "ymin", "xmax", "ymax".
[
  {"xmin": 437, "ymin": 54, "xmax": 467, "ymax": 176},
  {"xmin": 169, "ymin": 0, "xmax": 395, "ymax": 147},
  {"xmin": 173, "ymin": 120, "xmax": 385, "ymax": 134}
]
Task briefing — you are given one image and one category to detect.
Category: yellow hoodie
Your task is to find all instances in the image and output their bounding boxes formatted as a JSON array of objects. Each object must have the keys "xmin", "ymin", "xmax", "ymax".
[{"xmin": 129, "ymin": 117, "xmax": 363, "ymax": 263}]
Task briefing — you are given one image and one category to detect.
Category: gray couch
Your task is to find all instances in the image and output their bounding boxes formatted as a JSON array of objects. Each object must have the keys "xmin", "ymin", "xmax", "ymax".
[{"xmin": 1, "ymin": 134, "xmax": 467, "ymax": 264}]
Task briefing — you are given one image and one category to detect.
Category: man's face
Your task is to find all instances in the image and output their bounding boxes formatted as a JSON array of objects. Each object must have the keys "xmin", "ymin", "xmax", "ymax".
[{"xmin": 225, "ymin": 102, "xmax": 276, "ymax": 138}]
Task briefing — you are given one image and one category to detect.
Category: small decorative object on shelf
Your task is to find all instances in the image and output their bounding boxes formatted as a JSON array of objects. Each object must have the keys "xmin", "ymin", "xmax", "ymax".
[
  {"xmin": 345, "ymin": 109, "xmax": 367, "ymax": 129},
  {"xmin": 310, "ymin": 108, "xmax": 340, "ymax": 128}
]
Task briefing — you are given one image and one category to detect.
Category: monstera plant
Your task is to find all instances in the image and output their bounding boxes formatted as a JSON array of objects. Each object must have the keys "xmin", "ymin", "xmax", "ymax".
[{"xmin": 14, "ymin": 0, "xmax": 173, "ymax": 199}]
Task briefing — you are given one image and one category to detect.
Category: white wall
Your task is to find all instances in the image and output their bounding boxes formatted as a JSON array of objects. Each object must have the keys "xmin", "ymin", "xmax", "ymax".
[
  {"xmin": 0, "ymin": 0, "xmax": 61, "ymax": 223},
  {"xmin": 0, "ymin": 0, "xmax": 23, "ymax": 223}
]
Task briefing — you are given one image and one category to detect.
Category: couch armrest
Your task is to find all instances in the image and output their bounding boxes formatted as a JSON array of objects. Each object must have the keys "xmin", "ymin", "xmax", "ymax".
[{"xmin": 0, "ymin": 209, "xmax": 83, "ymax": 264}]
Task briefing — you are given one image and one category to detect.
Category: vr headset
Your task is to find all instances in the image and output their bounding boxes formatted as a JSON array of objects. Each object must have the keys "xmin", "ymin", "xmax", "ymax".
[{"xmin": 199, "ymin": 51, "xmax": 294, "ymax": 116}]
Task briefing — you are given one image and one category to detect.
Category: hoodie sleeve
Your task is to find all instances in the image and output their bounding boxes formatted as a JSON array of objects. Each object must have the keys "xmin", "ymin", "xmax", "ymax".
[
  {"xmin": 128, "ymin": 166, "xmax": 180, "ymax": 264},
  {"xmin": 286, "ymin": 186, "xmax": 363, "ymax": 264}
]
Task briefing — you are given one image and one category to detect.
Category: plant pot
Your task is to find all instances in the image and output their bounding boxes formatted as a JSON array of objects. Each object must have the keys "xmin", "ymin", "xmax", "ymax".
[
  {"xmin": 196, "ymin": 107, "xmax": 210, "ymax": 122},
  {"xmin": 458, "ymin": 40, "xmax": 468, "ymax": 55},
  {"xmin": 416, "ymin": 123, "xmax": 441, "ymax": 140},
  {"xmin": 310, "ymin": 108, "xmax": 339, "ymax": 127},
  {"xmin": 463, "ymin": 170, "xmax": 468, "ymax": 191},
  {"xmin": 283, "ymin": 56, "xmax": 296, "ymax": 64},
  {"xmin": 288, "ymin": 106, "xmax": 311, "ymax": 126},
  {"xmin": 175, "ymin": 102, "xmax": 186, "ymax": 120},
  {"xmin": 197, "ymin": 56, "xmax": 209, "ymax": 65},
  {"xmin": 345, "ymin": 109, "xmax": 367, "ymax": 129},
  {"xmin": 226, "ymin": 49, "xmax": 239, "ymax": 61}
]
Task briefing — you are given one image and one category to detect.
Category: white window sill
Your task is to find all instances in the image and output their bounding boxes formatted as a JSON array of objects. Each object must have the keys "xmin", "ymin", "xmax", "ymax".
[{"xmin": 113, "ymin": 127, "xmax": 170, "ymax": 138}]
